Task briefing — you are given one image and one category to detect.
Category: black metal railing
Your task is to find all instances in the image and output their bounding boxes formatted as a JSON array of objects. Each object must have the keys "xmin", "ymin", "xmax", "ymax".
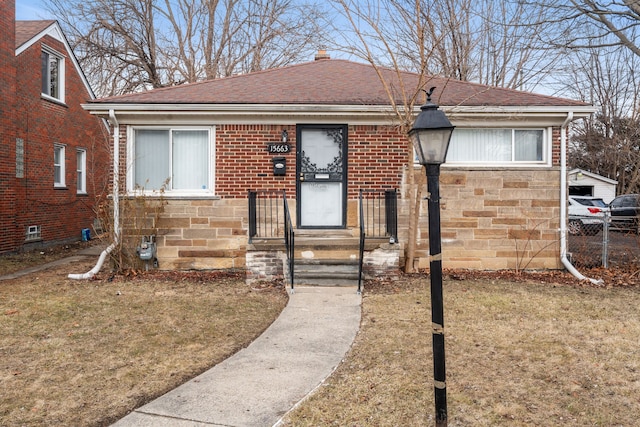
[
  {"xmin": 248, "ymin": 189, "xmax": 294, "ymax": 291},
  {"xmin": 358, "ymin": 189, "xmax": 399, "ymax": 294},
  {"xmin": 360, "ymin": 189, "xmax": 398, "ymax": 242},
  {"xmin": 283, "ymin": 191, "xmax": 295, "ymax": 292},
  {"xmin": 248, "ymin": 189, "xmax": 285, "ymax": 242},
  {"xmin": 358, "ymin": 191, "xmax": 366, "ymax": 294}
]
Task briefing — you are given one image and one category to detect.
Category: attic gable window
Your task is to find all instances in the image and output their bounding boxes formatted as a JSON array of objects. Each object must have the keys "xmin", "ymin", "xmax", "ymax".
[
  {"xmin": 445, "ymin": 128, "xmax": 548, "ymax": 166},
  {"xmin": 130, "ymin": 127, "xmax": 214, "ymax": 194},
  {"xmin": 41, "ymin": 46, "xmax": 65, "ymax": 102}
]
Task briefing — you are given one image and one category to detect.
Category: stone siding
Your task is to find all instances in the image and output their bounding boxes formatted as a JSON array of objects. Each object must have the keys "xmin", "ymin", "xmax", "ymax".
[
  {"xmin": 155, "ymin": 199, "xmax": 248, "ymax": 270},
  {"xmin": 406, "ymin": 168, "xmax": 562, "ymax": 271}
]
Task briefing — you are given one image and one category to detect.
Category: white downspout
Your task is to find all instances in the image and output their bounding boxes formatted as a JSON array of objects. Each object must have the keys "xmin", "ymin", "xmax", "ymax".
[
  {"xmin": 69, "ymin": 109, "xmax": 120, "ymax": 279},
  {"xmin": 559, "ymin": 112, "xmax": 602, "ymax": 284}
]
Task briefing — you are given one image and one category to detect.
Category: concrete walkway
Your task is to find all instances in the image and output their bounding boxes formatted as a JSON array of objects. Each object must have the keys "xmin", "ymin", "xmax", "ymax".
[
  {"xmin": 0, "ymin": 244, "xmax": 105, "ymax": 281},
  {"xmin": 111, "ymin": 286, "xmax": 362, "ymax": 427}
]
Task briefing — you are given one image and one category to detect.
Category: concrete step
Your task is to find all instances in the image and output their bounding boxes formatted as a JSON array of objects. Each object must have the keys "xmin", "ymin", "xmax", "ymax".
[
  {"xmin": 293, "ymin": 258, "xmax": 361, "ymax": 287},
  {"xmin": 251, "ymin": 235, "xmax": 389, "ymax": 255},
  {"xmin": 249, "ymin": 230, "xmax": 393, "ymax": 287}
]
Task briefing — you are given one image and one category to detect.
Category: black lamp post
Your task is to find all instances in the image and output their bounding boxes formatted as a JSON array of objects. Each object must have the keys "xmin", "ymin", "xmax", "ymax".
[{"xmin": 408, "ymin": 87, "xmax": 455, "ymax": 427}]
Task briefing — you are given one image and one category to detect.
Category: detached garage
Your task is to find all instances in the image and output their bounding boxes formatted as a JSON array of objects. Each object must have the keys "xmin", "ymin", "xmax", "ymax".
[{"xmin": 568, "ymin": 169, "xmax": 618, "ymax": 203}]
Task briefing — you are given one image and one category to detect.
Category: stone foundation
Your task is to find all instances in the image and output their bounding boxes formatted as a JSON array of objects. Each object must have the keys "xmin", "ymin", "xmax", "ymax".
[{"xmin": 245, "ymin": 249, "xmax": 287, "ymax": 283}]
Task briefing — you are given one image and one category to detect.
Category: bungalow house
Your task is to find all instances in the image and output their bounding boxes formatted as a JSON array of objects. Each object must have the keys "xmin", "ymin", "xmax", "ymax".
[
  {"xmin": 0, "ymin": 1, "xmax": 109, "ymax": 253},
  {"xmin": 81, "ymin": 52, "xmax": 595, "ymax": 281}
]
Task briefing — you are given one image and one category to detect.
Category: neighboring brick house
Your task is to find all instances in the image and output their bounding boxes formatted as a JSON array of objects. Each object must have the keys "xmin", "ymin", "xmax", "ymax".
[
  {"xmin": 0, "ymin": 2, "xmax": 109, "ymax": 253},
  {"xmin": 83, "ymin": 53, "xmax": 595, "ymax": 277}
]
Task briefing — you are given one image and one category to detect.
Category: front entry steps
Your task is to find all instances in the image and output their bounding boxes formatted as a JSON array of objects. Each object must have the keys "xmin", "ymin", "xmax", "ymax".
[
  {"xmin": 293, "ymin": 229, "xmax": 359, "ymax": 286},
  {"xmin": 294, "ymin": 258, "xmax": 360, "ymax": 286},
  {"xmin": 246, "ymin": 229, "xmax": 399, "ymax": 286}
]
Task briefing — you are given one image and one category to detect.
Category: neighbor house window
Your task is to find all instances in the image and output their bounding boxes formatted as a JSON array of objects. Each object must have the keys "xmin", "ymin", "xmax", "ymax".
[
  {"xmin": 54, "ymin": 144, "xmax": 65, "ymax": 187},
  {"xmin": 131, "ymin": 127, "xmax": 213, "ymax": 193},
  {"xmin": 445, "ymin": 128, "xmax": 547, "ymax": 165},
  {"xmin": 77, "ymin": 149, "xmax": 86, "ymax": 193},
  {"xmin": 26, "ymin": 225, "xmax": 41, "ymax": 241},
  {"xmin": 41, "ymin": 47, "xmax": 65, "ymax": 102}
]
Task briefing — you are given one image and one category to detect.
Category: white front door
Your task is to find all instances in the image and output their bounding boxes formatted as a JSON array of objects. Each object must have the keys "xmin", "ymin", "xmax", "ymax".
[{"xmin": 297, "ymin": 125, "xmax": 347, "ymax": 228}]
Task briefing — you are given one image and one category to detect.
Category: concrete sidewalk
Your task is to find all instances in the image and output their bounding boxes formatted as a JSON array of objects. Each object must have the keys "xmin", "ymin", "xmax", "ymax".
[
  {"xmin": 0, "ymin": 244, "xmax": 106, "ymax": 281},
  {"xmin": 111, "ymin": 286, "xmax": 362, "ymax": 427}
]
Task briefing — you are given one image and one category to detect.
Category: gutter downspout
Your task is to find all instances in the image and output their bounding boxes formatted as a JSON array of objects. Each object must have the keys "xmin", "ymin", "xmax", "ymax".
[
  {"xmin": 69, "ymin": 109, "xmax": 120, "ymax": 279},
  {"xmin": 559, "ymin": 112, "xmax": 602, "ymax": 285}
]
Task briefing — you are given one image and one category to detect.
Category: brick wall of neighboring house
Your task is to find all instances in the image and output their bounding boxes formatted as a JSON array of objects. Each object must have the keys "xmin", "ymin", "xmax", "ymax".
[
  {"xmin": 0, "ymin": 1, "xmax": 18, "ymax": 252},
  {"xmin": 6, "ymin": 33, "xmax": 109, "ymax": 252},
  {"xmin": 118, "ymin": 123, "xmax": 563, "ymax": 271}
]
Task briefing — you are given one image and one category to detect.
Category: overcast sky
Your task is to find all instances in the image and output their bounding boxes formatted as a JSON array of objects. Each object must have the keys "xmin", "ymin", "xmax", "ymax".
[{"xmin": 16, "ymin": 0, "xmax": 53, "ymax": 20}]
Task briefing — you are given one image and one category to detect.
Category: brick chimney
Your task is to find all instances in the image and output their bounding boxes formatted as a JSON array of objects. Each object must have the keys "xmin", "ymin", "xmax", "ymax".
[{"xmin": 314, "ymin": 49, "xmax": 330, "ymax": 61}]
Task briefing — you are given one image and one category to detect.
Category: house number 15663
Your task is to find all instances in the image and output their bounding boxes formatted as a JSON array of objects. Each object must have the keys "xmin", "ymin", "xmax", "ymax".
[{"xmin": 267, "ymin": 144, "xmax": 290, "ymax": 153}]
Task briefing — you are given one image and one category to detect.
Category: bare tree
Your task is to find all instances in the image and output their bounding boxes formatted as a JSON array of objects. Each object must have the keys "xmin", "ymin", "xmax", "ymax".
[
  {"xmin": 46, "ymin": 0, "xmax": 324, "ymax": 97},
  {"xmin": 538, "ymin": 0, "xmax": 640, "ymax": 58},
  {"xmin": 323, "ymin": 0, "xmax": 564, "ymax": 271},
  {"xmin": 565, "ymin": 47, "xmax": 640, "ymax": 195},
  {"xmin": 321, "ymin": 0, "xmax": 439, "ymax": 272},
  {"xmin": 335, "ymin": 0, "xmax": 560, "ymax": 91}
]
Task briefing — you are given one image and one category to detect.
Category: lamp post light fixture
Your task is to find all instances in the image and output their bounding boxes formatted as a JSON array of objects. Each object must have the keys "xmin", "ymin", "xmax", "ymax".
[{"xmin": 408, "ymin": 87, "xmax": 455, "ymax": 427}]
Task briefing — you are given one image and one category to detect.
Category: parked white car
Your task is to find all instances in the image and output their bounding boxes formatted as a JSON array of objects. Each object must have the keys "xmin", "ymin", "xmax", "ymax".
[{"xmin": 568, "ymin": 196, "xmax": 608, "ymax": 235}]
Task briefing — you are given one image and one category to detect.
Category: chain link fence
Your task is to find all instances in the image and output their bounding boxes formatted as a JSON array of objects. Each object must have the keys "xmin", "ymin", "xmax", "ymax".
[{"xmin": 568, "ymin": 212, "xmax": 640, "ymax": 268}]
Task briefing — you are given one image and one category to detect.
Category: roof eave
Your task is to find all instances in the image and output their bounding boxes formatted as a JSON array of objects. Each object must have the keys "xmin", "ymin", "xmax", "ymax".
[{"xmin": 83, "ymin": 103, "xmax": 596, "ymax": 126}]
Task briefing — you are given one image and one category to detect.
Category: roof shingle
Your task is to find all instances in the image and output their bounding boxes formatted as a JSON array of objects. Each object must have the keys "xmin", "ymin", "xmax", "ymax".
[
  {"xmin": 91, "ymin": 59, "xmax": 589, "ymax": 108},
  {"xmin": 16, "ymin": 20, "xmax": 56, "ymax": 49}
]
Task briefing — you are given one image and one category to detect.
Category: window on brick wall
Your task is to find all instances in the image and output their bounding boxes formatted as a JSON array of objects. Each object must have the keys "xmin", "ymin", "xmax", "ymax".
[
  {"xmin": 430, "ymin": 128, "xmax": 550, "ymax": 166},
  {"xmin": 26, "ymin": 225, "xmax": 41, "ymax": 241},
  {"xmin": 41, "ymin": 46, "xmax": 65, "ymax": 102},
  {"xmin": 54, "ymin": 144, "xmax": 65, "ymax": 187},
  {"xmin": 77, "ymin": 149, "xmax": 86, "ymax": 193},
  {"xmin": 130, "ymin": 127, "xmax": 213, "ymax": 194}
]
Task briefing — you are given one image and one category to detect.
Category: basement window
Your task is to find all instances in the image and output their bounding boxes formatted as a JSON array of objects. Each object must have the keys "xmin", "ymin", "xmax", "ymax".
[{"xmin": 26, "ymin": 225, "xmax": 41, "ymax": 241}]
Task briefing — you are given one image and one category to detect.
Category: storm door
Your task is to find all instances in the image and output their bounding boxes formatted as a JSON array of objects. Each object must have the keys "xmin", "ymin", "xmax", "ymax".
[{"xmin": 296, "ymin": 125, "xmax": 348, "ymax": 228}]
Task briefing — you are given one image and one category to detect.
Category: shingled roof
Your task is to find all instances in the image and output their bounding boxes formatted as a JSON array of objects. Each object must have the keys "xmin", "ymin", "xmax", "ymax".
[
  {"xmin": 15, "ymin": 20, "xmax": 57, "ymax": 49},
  {"xmin": 90, "ymin": 59, "xmax": 590, "ymax": 108}
]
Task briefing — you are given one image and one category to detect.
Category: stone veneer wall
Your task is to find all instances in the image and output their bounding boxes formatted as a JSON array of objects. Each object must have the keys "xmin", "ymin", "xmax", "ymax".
[
  {"xmin": 404, "ymin": 168, "xmax": 562, "ymax": 271},
  {"xmin": 154, "ymin": 199, "xmax": 249, "ymax": 270}
]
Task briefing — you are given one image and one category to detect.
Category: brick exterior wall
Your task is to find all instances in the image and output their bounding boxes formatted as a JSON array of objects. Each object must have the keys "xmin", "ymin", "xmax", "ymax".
[
  {"xmin": 116, "ymin": 122, "xmax": 563, "ymax": 271},
  {"xmin": 0, "ymin": 16, "xmax": 109, "ymax": 253},
  {"xmin": 0, "ymin": 1, "xmax": 17, "ymax": 252},
  {"xmin": 216, "ymin": 125, "xmax": 296, "ymax": 196}
]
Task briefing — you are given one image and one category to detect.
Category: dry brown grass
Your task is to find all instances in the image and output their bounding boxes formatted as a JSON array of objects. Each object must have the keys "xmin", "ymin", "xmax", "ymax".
[
  {"xmin": 0, "ymin": 258, "xmax": 287, "ymax": 426},
  {"xmin": 282, "ymin": 275, "xmax": 640, "ymax": 426},
  {"xmin": 4, "ymin": 245, "xmax": 640, "ymax": 427}
]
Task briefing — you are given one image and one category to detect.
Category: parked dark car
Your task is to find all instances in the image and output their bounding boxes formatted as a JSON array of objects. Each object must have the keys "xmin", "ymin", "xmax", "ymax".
[{"xmin": 609, "ymin": 194, "xmax": 640, "ymax": 233}]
